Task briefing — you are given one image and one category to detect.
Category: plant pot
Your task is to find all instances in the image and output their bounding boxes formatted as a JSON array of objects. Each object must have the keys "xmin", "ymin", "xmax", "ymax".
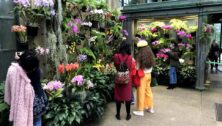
[
  {"xmin": 91, "ymin": 21, "xmax": 99, "ymax": 28},
  {"xmin": 27, "ymin": 25, "xmax": 39, "ymax": 37},
  {"xmin": 75, "ymin": 91, "xmax": 87, "ymax": 102},
  {"xmin": 191, "ymin": 32, "xmax": 196, "ymax": 37},
  {"xmin": 164, "ymin": 33, "xmax": 170, "ymax": 38}
]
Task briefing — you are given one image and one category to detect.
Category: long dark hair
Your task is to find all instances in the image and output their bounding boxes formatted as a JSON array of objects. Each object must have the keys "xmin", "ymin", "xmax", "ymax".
[
  {"xmin": 119, "ymin": 40, "xmax": 131, "ymax": 55},
  {"xmin": 18, "ymin": 50, "xmax": 39, "ymax": 73},
  {"xmin": 136, "ymin": 46, "xmax": 155, "ymax": 69}
]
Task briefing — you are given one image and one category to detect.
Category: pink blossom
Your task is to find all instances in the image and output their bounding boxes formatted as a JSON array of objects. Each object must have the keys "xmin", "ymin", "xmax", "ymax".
[
  {"xmin": 45, "ymin": 49, "xmax": 49, "ymax": 54},
  {"xmin": 186, "ymin": 34, "xmax": 192, "ymax": 39},
  {"xmin": 119, "ymin": 15, "xmax": 126, "ymax": 22},
  {"xmin": 71, "ymin": 75, "xmax": 84, "ymax": 86},
  {"xmin": 177, "ymin": 30, "xmax": 187, "ymax": 38},
  {"xmin": 73, "ymin": 18, "xmax": 81, "ymax": 24},
  {"xmin": 152, "ymin": 41, "xmax": 159, "ymax": 45},
  {"xmin": 72, "ymin": 25, "xmax": 78, "ymax": 33},
  {"xmin": 186, "ymin": 44, "xmax": 192, "ymax": 50},
  {"xmin": 151, "ymin": 27, "xmax": 157, "ymax": 33},
  {"xmin": 178, "ymin": 43, "xmax": 186, "ymax": 48},
  {"xmin": 67, "ymin": 22, "xmax": 72, "ymax": 27},
  {"xmin": 45, "ymin": 81, "xmax": 63, "ymax": 91},
  {"xmin": 160, "ymin": 48, "xmax": 171, "ymax": 53},
  {"xmin": 156, "ymin": 53, "xmax": 168, "ymax": 60},
  {"xmin": 121, "ymin": 29, "xmax": 128, "ymax": 36},
  {"xmin": 161, "ymin": 25, "xmax": 173, "ymax": 30}
]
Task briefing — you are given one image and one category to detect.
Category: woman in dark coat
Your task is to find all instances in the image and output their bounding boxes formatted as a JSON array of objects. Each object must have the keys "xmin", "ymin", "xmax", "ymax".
[
  {"xmin": 208, "ymin": 40, "xmax": 220, "ymax": 71},
  {"xmin": 113, "ymin": 40, "xmax": 136, "ymax": 121}
]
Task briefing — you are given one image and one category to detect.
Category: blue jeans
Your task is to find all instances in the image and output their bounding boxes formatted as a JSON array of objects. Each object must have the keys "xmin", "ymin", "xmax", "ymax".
[
  {"xmin": 131, "ymin": 88, "xmax": 134, "ymax": 103},
  {"xmin": 34, "ymin": 117, "xmax": 42, "ymax": 126},
  {"xmin": 169, "ymin": 66, "xmax": 177, "ymax": 85}
]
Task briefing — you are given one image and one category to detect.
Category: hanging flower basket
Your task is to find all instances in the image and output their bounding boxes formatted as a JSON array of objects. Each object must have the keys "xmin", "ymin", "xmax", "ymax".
[{"xmin": 27, "ymin": 25, "xmax": 39, "ymax": 37}]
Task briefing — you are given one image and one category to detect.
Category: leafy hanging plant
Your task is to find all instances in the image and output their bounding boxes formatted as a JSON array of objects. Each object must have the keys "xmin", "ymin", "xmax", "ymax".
[
  {"xmin": 201, "ymin": 23, "xmax": 214, "ymax": 41},
  {"xmin": 149, "ymin": 21, "xmax": 165, "ymax": 29},
  {"xmin": 137, "ymin": 29, "xmax": 152, "ymax": 38},
  {"xmin": 170, "ymin": 19, "xmax": 188, "ymax": 31}
]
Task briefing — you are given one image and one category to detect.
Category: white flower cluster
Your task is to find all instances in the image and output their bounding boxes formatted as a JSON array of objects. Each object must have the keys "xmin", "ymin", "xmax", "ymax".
[
  {"xmin": 81, "ymin": 22, "xmax": 92, "ymax": 27},
  {"xmin": 179, "ymin": 58, "xmax": 185, "ymax": 64},
  {"xmin": 88, "ymin": 36, "xmax": 97, "ymax": 42},
  {"xmin": 90, "ymin": 9, "xmax": 104, "ymax": 14},
  {"xmin": 35, "ymin": 46, "xmax": 49, "ymax": 55}
]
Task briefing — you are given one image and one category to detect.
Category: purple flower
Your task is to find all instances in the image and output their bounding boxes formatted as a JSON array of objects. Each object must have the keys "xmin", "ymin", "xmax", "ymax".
[
  {"xmin": 160, "ymin": 48, "xmax": 171, "ymax": 53},
  {"xmin": 50, "ymin": 9, "xmax": 56, "ymax": 16},
  {"xmin": 13, "ymin": 0, "xmax": 30, "ymax": 7},
  {"xmin": 45, "ymin": 81, "xmax": 63, "ymax": 91},
  {"xmin": 34, "ymin": 0, "xmax": 54, "ymax": 7},
  {"xmin": 34, "ymin": 0, "xmax": 42, "ymax": 7},
  {"xmin": 178, "ymin": 43, "xmax": 186, "ymax": 47},
  {"xmin": 121, "ymin": 29, "xmax": 128, "ymax": 37},
  {"xmin": 71, "ymin": 75, "xmax": 84, "ymax": 86},
  {"xmin": 73, "ymin": 18, "xmax": 81, "ymax": 24},
  {"xmin": 78, "ymin": 54, "xmax": 87, "ymax": 62},
  {"xmin": 119, "ymin": 15, "xmax": 126, "ymax": 22},
  {"xmin": 152, "ymin": 41, "xmax": 159, "ymax": 45},
  {"xmin": 67, "ymin": 21, "xmax": 72, "ymax": 27},
  {"xmin": 72, "ymin": 25, "xmax": 78, "ymax": 33},
  {"xmin": 186, "ymin": 44, "xmax": 192, "ymax": 50},
  {"xmin": 177, "ymin": 30, "xmax": 187, "ymax": 38}
]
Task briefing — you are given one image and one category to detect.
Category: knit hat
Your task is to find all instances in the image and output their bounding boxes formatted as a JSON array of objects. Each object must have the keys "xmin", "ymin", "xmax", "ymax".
[{"xmin": 137, "ymin": 40, "xmax": 148, "ymax": 47}]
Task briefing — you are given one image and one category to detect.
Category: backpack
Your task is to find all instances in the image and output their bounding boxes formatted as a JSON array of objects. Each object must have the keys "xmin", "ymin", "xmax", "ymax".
[{"xmin": 114, "ymin": 55, "xmax": 130, "ymax": 85}]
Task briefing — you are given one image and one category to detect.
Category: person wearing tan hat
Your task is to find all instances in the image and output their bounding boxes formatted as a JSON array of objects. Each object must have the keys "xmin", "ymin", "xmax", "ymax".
[{"xmin": 133, "ymin": 40, "xmax": 155, "ymax": 116}]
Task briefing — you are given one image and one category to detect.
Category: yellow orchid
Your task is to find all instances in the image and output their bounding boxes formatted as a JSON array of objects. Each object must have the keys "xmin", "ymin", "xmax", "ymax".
[{"xmin": 93, "ymin": 60, "xmax": 105, "ymax": 71}]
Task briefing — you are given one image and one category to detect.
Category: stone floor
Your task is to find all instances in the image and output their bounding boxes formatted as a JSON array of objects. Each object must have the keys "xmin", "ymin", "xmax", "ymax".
[{"xmin": 85, "ymin": 68, "xmax": 222, "ymax": 126}]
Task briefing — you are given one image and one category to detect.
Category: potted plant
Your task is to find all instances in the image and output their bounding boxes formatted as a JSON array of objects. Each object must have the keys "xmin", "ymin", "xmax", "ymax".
[
  {"xmin": 11, "ymin": 25, "xmax": 27, "ymax": 43},
  {"xmin": 13, "ymin": 0, "xmax": 56, "ymax": 36},
  {"xmin": 75, "ymin": 0, "xmax": 97, "ymax": 12}
]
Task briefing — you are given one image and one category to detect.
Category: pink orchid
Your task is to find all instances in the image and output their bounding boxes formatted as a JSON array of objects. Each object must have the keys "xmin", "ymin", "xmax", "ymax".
[
  {"xmin": 119, "ymin": 15, "xmax": 126, "ymax": 22},
  {"xmin": 72, "ymin": 25, "xmax": 78, "ymax": 33},
  {"xmin": 186, "ymin": 34, "xmax": 192, "ymax": 39},
  {"xmin": 161, "ymin": 25, "xmax": 173, "ymax": 30}
]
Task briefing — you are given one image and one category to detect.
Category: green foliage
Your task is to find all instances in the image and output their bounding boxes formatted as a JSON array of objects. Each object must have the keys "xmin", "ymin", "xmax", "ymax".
[
  {"xmin": 14, "ymin": 4, "xmax": 53, "ymax": 25},
  {"xmin": 44, "ymin": 99, "xmax": 85, "ymax": 126},
  {"xmin": 179, "ymin": 65, "xmax": 196, "ymax": 79},
  {"xmin": 0, "ymin": 83, "xmax": 10, "ymax": 126},
  {"xmin": 182, "ymin": 51, "xmax": 195, "ymax": 59},
  {"xmin": 89, "ymin": 71, "xmax": 114, "ymax": 102},
  {"xmin": 83, "ymin": 92, "xmax": 105, "ymax": 120},
  {"xmin": 169, "ymin": 19, "xmax": 188, "ymax": 31},
  {"xmin": 0, "ymin": 83, "xmax": 9, "ymax": 112},
  {"xmin": 79, "ymin": 48, "xmax": 96, "ymax": 62}
]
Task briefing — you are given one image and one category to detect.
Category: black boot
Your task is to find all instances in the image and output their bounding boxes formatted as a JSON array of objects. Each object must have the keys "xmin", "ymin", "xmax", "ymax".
[
  {"xmin": 116, "ymin": 101, "xmax": 121, "ymax": 120},
  {"xmin": 125, "ymin": 101, "xmax": 131, "ymax": 120},
  {"xmin": 167, "ymin": 85, "xmax": 172, "ymax": 89},
  {"xmin": 172, "ymin": 85, "xmax": 176, "ymax": 89},
  {"xmin": 115, "ymin": 114, "xmax": 121, "ymax": 120}
]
